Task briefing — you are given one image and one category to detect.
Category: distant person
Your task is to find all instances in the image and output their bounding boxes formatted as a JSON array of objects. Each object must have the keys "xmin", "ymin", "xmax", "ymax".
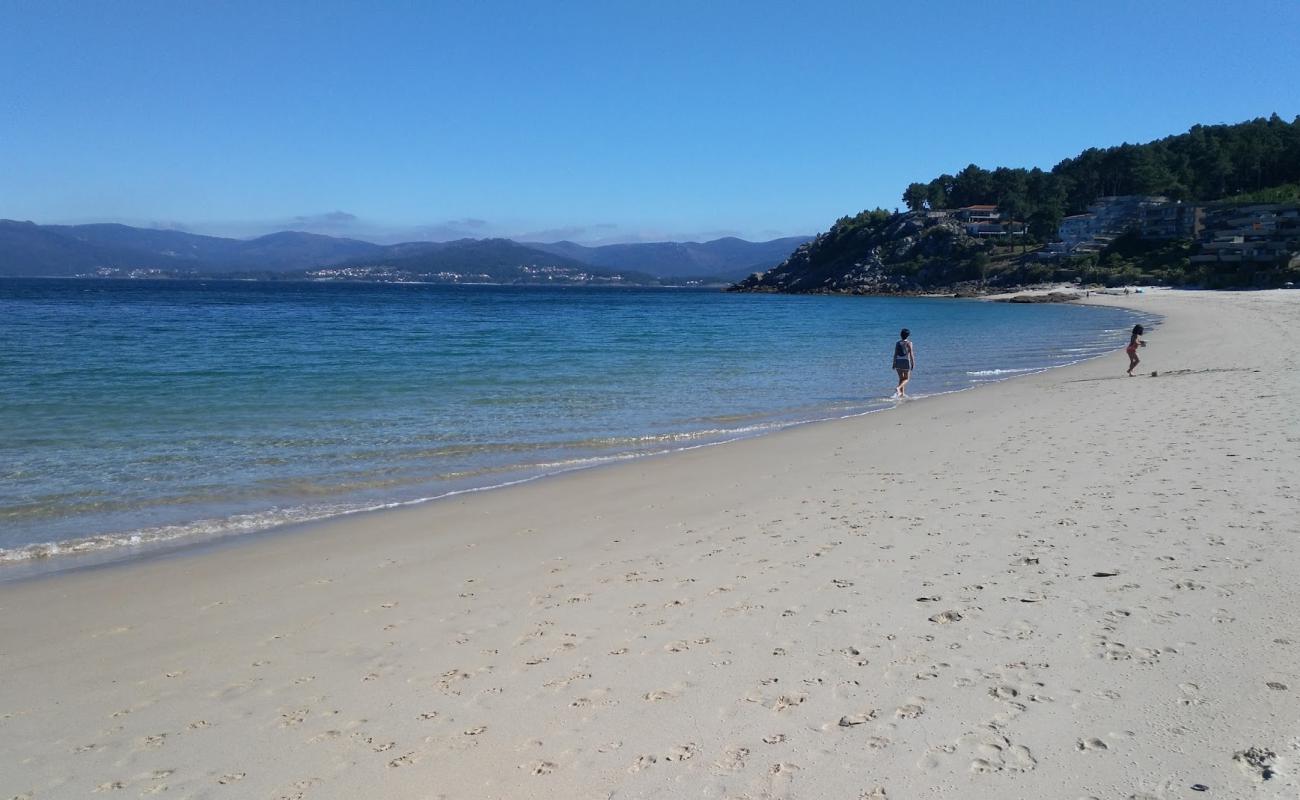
[
  {"xmin": 1126, "ymin": 324, "xmax": 1146, "ymax": 376},
  {"xmin": 892, "ymin": 328, "xmax": 915, "ymax": 398}
]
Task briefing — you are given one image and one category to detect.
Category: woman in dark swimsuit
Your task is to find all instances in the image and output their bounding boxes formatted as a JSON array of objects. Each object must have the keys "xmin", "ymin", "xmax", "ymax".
[
  {"xmin": 1125, "ymin": 324, "xmax": 1145, "ymax": 376},
  {"xmin": 892, "ymin": 328, "xmax": 915, "ymax": 398}
]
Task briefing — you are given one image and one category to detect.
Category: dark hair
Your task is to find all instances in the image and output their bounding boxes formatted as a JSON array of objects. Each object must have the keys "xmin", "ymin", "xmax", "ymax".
[
  {"xmin": 900, "ymin": 328, "xmax": 910, "ymax": 340},
  {"xmin": 1132, "ymin": 324, "xmax": 1144, "ymax": 336}
]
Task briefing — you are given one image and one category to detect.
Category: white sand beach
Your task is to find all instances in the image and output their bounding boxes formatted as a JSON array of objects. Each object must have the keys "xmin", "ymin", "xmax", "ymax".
[{"xmin": 2, "ymin": 289, "xmax": 1298, "ymax": 800}]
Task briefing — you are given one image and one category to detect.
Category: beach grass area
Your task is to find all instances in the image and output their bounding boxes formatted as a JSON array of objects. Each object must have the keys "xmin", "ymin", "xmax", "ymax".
[{"xmin": 1, "ymin": 290, "xmax": 1297, "ymax": 799}]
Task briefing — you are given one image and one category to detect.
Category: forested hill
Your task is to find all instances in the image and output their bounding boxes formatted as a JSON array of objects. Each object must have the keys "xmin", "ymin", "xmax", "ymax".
[
  {"xmin": 901, "ymin": 114, "xmax": 1300, "ymax": 236},
  {"xmin": 732, "ymin": 115, "xmax": 1300, "ymax": 294}
]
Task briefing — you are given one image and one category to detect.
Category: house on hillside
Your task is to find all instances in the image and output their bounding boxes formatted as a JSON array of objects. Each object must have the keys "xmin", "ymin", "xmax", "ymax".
[
  {"xmin": 1047, "ymin": 195, "xmax": 1169, "ymax": 256},
  {"xmin": 1139, "ymin": 202, "xmax": 1204, "ymax": 239},
  {"xmin": 950, "ymin": 205, "xmax": 1026, "ymax": 237},
  {"xmin": 1190, "ymin": 204, "xmax": 1300, "ymax": 268},
  {"xmin": 954, "ymin": 205, "xmax": 1001, "ymax": 224}
]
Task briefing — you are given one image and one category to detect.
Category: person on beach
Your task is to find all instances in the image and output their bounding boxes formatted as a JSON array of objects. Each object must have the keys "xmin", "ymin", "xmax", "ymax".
[
  {"xmin": 1126, "ymin": 324, "xmax": 1146, "ymax": 376},
  {"xmin": 893, "ymin": 328, "xmax": 915, "ymax": 398}
]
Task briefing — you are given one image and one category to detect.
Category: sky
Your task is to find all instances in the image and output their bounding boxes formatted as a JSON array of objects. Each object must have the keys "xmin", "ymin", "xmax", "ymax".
[{"xmin": 2, "ymin": 0, "xmax": 1298, "ymax": 244}]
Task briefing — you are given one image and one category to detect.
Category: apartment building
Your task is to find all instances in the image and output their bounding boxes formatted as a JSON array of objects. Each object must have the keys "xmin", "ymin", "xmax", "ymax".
[{"xmin": 1190, "ymin": 204, "xmax": 1300, "ymax": 267}]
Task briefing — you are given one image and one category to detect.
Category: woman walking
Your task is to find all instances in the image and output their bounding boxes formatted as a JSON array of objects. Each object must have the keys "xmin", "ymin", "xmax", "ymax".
[
  {"xmin": 1125, "ymin": 324, "xmax": 1146, "ymax": 376},
  {"xmin": 892, "ymin": 328, "xmax": 915, "ymax": 398}
]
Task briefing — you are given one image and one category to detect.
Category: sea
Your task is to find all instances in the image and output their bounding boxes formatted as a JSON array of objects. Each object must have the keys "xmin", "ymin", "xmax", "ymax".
[{"xmin": 0, "ymin": 278, "xmax": 1156, "ymax": 577}]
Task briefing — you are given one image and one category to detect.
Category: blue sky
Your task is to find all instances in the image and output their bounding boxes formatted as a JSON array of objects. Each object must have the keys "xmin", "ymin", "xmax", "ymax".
[{"xmin": 2, "ymin": 0, "xmax": 1297, "ymax": 244}]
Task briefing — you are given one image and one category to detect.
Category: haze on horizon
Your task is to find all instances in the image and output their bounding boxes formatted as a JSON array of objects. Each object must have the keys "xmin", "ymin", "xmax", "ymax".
[{"xmin": 2, "ymin": 0, "xmax": 1297, "ymax": 245}]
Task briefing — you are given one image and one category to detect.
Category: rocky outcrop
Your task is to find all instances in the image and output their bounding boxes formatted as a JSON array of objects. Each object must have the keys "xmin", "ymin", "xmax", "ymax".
[
  {"xmin": 1001, "ymin": 291, "xmax": 1081, "ymax": 303},
  {"xmin": 728, "ymin": 211, "xmax": 989, "ymax": 295}
]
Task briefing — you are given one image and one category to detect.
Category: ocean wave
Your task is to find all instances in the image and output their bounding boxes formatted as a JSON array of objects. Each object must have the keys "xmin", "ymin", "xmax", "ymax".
[
  {"xmin": 0, "ymin": 504, "xmax": 365, "ymax": 563},
  {"xmin": 965, "ymin": 367, "xmax": 1040, "ymax": 377}
]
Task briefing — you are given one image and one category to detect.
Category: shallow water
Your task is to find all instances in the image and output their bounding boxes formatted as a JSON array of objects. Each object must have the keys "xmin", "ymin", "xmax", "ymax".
[{"xmin": 0, "ymin": 279, "xmax": 1154, "ymax": 573}]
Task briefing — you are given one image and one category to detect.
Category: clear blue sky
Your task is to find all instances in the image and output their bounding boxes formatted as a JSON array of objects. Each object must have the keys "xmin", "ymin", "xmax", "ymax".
[{"xmin": 2, "ymin": 0, "xmax": 1297, "ymax": 243}]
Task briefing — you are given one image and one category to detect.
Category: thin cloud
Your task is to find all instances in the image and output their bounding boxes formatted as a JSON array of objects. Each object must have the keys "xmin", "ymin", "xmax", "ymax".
[
  {"xmin": 145, "ymin": 219, "xmax": 193, "ymax": 232},
  {"xmin": 289, "ymin": 210, "xmax": 358, "ymax": 227},
  {"xmin": 514, "ymin": 223, "xmax": 620, "ymax": 242}
]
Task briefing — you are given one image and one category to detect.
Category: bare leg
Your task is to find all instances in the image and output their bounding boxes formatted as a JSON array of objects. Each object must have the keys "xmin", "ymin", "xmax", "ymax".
[
  {"xmin": 896, "ymin": 369, "xmax": 910, "ymax": 397},
  {"xmin": 1127, "ymin": 353, "xmax": 1139, "ymax": 376}
]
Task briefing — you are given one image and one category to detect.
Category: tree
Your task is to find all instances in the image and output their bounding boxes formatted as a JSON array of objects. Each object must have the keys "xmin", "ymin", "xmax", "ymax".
[
  {"xmin": 991, "ymin": 167, "xmax": 1030, "ymax": 222},
  {"xmin": 951, "ymin": 164, "xmax": 994, "ymax": 207},
  {"xmin": 1029, "ymin": 206, "xmax": 1063, "ymax": 241},
  {"xmin": 926, "ymin": 176, "xmax": 952, "ymax": 209},
  {"xmin": 902, "ymin": 183, "xmax": 930, "ymax": 211}
]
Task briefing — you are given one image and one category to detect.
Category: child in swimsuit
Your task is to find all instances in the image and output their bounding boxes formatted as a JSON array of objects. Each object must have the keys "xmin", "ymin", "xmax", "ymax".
[{"xmin": 1126, "ymin": 324, "xmax": 1145, "ymax": 376}]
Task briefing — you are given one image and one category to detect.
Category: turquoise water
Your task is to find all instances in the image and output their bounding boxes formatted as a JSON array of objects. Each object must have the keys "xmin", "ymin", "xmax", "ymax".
[{"xmin": 0, "ymin": 278, "xmax": 1153, "ymax": 573}]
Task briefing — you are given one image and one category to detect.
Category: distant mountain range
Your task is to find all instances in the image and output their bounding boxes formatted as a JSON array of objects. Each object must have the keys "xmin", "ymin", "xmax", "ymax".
[
  {"xmin": 526, "ymin": 236, "xmax": 812, "ymax": 279},
  {"xmin": 0, "ymin": 220, "xmax": 810, "ymax": 284}
]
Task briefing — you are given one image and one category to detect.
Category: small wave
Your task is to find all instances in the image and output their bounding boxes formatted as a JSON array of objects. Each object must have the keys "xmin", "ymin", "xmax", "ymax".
[
  {"xmin": 965, "ymin": 367, "xmax": 1039, "ymax": 377},
  {"xmin": 0, "ymin": 505, "xmax": 363, "ymax": 564}
]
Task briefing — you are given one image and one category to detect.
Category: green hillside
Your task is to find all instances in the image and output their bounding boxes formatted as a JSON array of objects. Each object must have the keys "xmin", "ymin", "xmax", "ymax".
[{"xmin": 734, "ymin": 116, "xmax": 1300, "ymax": 294}]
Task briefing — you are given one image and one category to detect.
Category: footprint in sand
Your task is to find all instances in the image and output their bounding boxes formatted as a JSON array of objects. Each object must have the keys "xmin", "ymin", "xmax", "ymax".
[
  {"xmin": 275, "ymin": 777, "xmax": 322, "ymax": 799},
  {"xmin": 94, "ymin": 781, "xmax": 128, "ymax": 792},
  {"xmin": 664, "ymin": 743, "xmax": 697, "ymax": 761},
  {"xmin": 628, "ymin": 754, "xmax": 657, "ymax": 772},
  {"xmin": 770, "ymin": 693, "xmax": 807, "ymax": 712},
  {"xmin": 643, "ymin": 687, "xmax": 681, "ymax": 702},
  {"xmin": 1233, "ymin": 746, "xmax": 1276, "ymax": 781},
  {"xmin": 988, "ymin": 685, "xmax": 1020, "ymax": 701},
  {"xmin": 895, "ymin": 703, "xmax": 925, "ymax": 719},
  {"xmin": 837, "ymin": 710, "xmax": 878, "ymax": 727},
  {"xmin": 1076, "ymin": 737, "xmax": 1109, "ymax": 752},
  {"xmin": 714, "ymin": 746, "xmax": 750, "ymax": 772},
  {"xmin": 949, "ymin": 731, "xmax": 1037, "ymax": 774}
]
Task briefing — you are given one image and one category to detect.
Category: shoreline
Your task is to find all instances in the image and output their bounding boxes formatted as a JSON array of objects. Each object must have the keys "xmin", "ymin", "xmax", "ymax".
[
  {"xmin": 0, "ymin": 297, "xmax": 1155, "ymax": 583},
  {"xmin": 4, "ymin": 289, "xmax": 1295, "ymax": 799}
]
